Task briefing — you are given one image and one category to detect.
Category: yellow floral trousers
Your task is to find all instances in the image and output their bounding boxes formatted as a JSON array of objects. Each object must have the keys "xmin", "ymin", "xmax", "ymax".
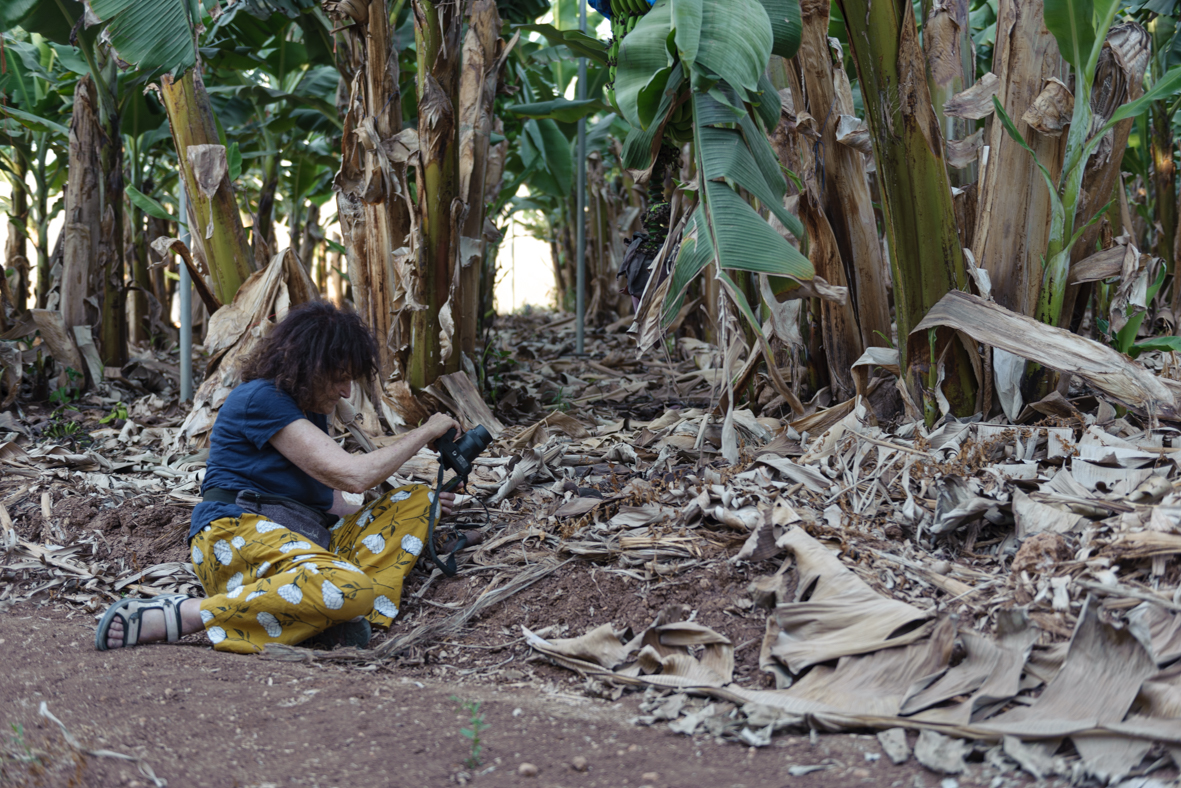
[{"xmin": 189, "ymin": 485, "xmax": 432, "ymax": 654}]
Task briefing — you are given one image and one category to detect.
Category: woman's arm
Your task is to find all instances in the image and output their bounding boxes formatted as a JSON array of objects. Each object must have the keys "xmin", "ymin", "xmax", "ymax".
[
  {"xmin": 328, "ymin": 490, "xmax": 362, "ymax": 517},
  {"xmin": 270, "ymin": 412, "xmax": 461, "ymax": 494}
]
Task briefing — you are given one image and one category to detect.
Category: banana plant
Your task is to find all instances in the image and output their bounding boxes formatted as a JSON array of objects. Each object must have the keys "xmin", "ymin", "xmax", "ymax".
[
  {"xmin": 85, "ymin": 0, "xmax": 256, "ymax": 305},
  {"xmin": 998, "ymin": 0, "xmax": 1181, "ymax": 329},
  {"xmin": 0, "ymin": 32, "xmax": 70, "ymax": 312},
  {"xmin": 609, "ymin": 0, "xmax": 811, "ymax": 350}
]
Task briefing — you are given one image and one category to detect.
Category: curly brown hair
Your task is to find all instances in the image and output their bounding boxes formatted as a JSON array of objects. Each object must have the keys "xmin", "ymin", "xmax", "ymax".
[{"xmin": 240, "ymin": 301, "xmax": 379, "ymax": 411}]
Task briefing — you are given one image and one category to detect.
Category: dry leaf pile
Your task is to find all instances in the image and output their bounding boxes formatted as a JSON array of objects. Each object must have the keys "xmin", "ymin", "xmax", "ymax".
[{"xmin": 7, "ymin": 310, "xmax": 1181, "ymax": 784}]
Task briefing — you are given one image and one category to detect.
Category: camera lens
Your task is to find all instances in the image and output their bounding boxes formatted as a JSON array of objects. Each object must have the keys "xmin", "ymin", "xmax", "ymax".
[{"xmin": 456, "ymin": 425, "xmax": 492, "ymax": 461}]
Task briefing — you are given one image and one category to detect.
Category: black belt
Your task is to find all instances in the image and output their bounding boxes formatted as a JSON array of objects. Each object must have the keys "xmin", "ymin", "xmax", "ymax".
[
  {"xmin": 202, "ymin": 487, "xmax": 316, "ymax": 510},
  {"xmin": 203, "ymin": 487, "xmax": 334, "ymax": 549}
]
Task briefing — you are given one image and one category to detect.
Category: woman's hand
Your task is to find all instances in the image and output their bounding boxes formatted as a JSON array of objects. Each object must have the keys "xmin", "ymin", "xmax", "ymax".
[
  {"xmin": 437, "ymin": 490, "xmax": 458, "ymax": 518},
  {"xmin": 426, "ymin": 413, "xmax": 462, "ymax": 450}
]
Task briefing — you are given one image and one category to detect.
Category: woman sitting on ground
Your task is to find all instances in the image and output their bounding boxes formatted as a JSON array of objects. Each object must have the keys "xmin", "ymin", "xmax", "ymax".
[{"xmin": 96, "ymin": 300, "xmax": 464, "ymax": 653}]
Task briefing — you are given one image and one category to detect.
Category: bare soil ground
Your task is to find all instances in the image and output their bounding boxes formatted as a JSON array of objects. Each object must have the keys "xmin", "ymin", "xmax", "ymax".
[
  {"xmin": 2, "ymin": 601, "xmax": 1052, "ymax": 788},
  {"xmin": 5, "ymin": 313, "xmax": 1178, "ymax": 786}
]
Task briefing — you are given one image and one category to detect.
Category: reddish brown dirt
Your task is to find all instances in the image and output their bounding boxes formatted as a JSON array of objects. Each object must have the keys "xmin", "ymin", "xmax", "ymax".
[
  {"xmin": 1, "ymin": 602, "xmax": 1056, "ymax": 788},
  {"xmin": 11, "ymin": 488, "xmax": 192, "ymax": 570},
  {"xmin": 411, "ymin": 558, "xmax": 782, "ymax": 683}
]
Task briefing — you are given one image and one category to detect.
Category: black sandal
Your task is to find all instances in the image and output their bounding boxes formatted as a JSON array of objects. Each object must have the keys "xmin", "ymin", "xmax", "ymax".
[{"xmin": 95, "ymin": 594, "xmax": 192, "ymax": 651}]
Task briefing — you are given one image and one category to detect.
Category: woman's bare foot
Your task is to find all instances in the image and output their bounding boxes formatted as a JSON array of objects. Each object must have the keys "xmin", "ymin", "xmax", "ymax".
[{"xmin": 103, "ymin": 598, "xmax": 206, "ymax": 649}]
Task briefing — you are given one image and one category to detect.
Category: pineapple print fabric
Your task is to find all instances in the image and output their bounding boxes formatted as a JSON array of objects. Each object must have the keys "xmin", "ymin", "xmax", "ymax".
[{"xmin": 190, "ymin": 485, "xmax": 432, "ymax": 653}]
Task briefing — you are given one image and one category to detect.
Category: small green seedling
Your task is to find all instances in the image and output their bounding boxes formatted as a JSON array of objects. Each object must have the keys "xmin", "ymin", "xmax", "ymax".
[
  {"xmin": 5, "ymin": 723, "xmax": 40, "ymax": 764},
  {"xmin": 451, "ymin": 696, "xmax": 490, "ymax": 769},
  {"xmin": 47, "ymin": 367, "xmax": 83, "ymax": 407},
  {"xmin": 548, "ymin": 387, "xmax": 571, "ymax": 412},
  {"xmin": 99, "ymin": 402, "xmax": 129, "ymax": 424},
  {"xmin": 1097, "ymin": 264, "xmax": 1181, "ymax": 359},
  {"xmin": 43, "ymin": 419, "xmax": 82, "ymax": 439}
]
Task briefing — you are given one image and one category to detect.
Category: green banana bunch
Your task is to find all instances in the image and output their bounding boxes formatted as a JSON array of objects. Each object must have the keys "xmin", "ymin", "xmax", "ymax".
[
  {"xmin": 606, "ymin": 0, "xmax": 649, "ymax": 112},
  {"xmin": 667, "ymin": 96, "xmax": 694, "ymax": 145},
  {"xmin": 495, "ymin": 0, "xmax": 550, "ymax": 24}
]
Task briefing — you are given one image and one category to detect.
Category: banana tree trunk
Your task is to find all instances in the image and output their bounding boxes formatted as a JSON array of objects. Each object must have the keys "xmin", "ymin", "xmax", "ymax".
[
  {"xmin": 0, "ymin": 270, "xmax": 10, "ymax": 331},
  {"xmin": 329, "ymin": 0, "xmax": 413, "ymax": 382},
  {"xmin": 299, "ymin": 203, "xmax": 320, "ymax": 272},
  {"xmin": 255, "ymin": 153, "xmax": 279, "ymax": 264},
  {"xmin": 1060, "ymin": 24, "xmax": 1148, "ymax": 333},
  {"xmin": 410, "ymin": 0, "xmax": 463, "ymax": 388},
  {"xmin": 1154, "ymin": 102, "xmax": 1176, "ymax": 268},
  {"xmin": 62, "ymin": 76, "xmax": 102, "ymax": 364},
  {"xmin": 33, "ymin": 140, "xmax": 51, "ymax": 309},
  {"xmin": 970, "ymin": 0, "xmax": 1066, "ymax": 317},
  {"xmin": 550, "ymin": 238, "xmax": 567, "ymax": 309},
  {"xmin": 159, "ymin": 69, "xmax": 254, "ymax": 304},
  {"xmin": 129, "ymin": 207, "xmax": 151, "ymax": 345},
  {"xmin": 147, "ymin": 214, "xmax": 173, "ymax": 310},
  {"xmin": 791, "ymin": 3, "xmax": 891, "ymax": 355},
  {"xmin": 5, "ymin": 150, "xmax": 30, "ymax": 315},
  {"xmin": 836, "ymin": 0, "xmax": 977, "ymax": 418},
  {"xmin": 477, "ymin": 121, "xmax": 505, "ymax": 323},
  {"xmin": 327, "ymin": 234, "xmax": 345, "ymax": 307},
  {"xmin": 1150, "ymin": 17, "xmax": 1177, "ymax": 276},
  {"xmin": 64, "ymin": 69, "xmax": 127, "ymax": 371},
  {"xmin": 289, "ymin": 199, "xmax": 304, "ymax": 265},
  {"xmin": 922, "ymin": 0, "xmax": 976, "ymax": 187},
  {"xmin": 128, "ymin": 139, "xmax": 151, "ymax": 345},
  {"xmin": 97, "ymin": 56, "xmax": 127, "ymax": 368},
  {"xmin": 771, "ymin": 54, "xmax": 860, "ymax": 399},
  {"xmin": 457, "ymin": 0, "xmax": 504, "ymax": 359}
]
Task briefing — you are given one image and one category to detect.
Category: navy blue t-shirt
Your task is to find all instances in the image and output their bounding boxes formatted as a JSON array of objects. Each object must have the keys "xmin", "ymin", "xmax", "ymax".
[{"xmin": 189, "ymin": 378, "xmax": 334, "ymax": 540}]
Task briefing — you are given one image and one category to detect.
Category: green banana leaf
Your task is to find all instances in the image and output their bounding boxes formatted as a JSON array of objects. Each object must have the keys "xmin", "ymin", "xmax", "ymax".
[
  {"xmin": 701, "ymin": 181, "xmax": 810, "ymax": 278},
  {"xmin": 126, "ymin": 184, "xmax": 177, "ymax": 222},
  {"xmin": 615, "ymin": 0, "xmax": 676, "ymax": 129},
  {"xmin": 752, "ymin": 72, "xmax": 781, "ymax": 131},
  {"xmin": 991, "ymin": 96, "xmax": 1065, "ymax": 244},
  {"xmin": 0, "ymin": 39, "xmax": 42, "ymax": 109},
  {"xmin": 621, "ymin": 64, "xmax": 685, "ymax": 170},
  {"xmin": 661, "ymin": 86, "xmax": 813, "ymax": 325},
  {"xmin": 48, "ymin": 42, "xmax": 91, "ymax": 76},
  {"xmin": 756, "ymin": 0, "xmax": 802, "ymax": 60},
  {"xmin": 1080, "ymin": 65, "xmax": 1181, "ymax": 169},
  {"xmin": 667, "ymin": 0, "xmax": 775, "ymax": 97},
  {"xmin": 671, "ymin": 0, "xmax": 703, "ymax": 69},
  {"xmin": 515, "ymin": 23, "xmax": 609, "ymax": 65},
  {"xmin": 1131, "ymin": 335, "xmax": 1181, "ymax": 358},
  {"xmin": 227, "ymin": 142, "xmax": 242, "ymax": 182},
  {"xmin": 1042, "ymin": 0, "xmax": 1096, "ymax": 70},
  {"xmin": 740, "ymin": 113, "xmax": 787, "ymax": 203},
  {"xmin": 0, "ymin": 0, "xmax": 37, "ymax": 32},
  {"xmin": 508, "ymin": 98, "xmax": 610, "ymax": 123},
  {"xmin": 5, "ymin": 0, "xmax": 83, "ymax": 44},
  {"xmin": 522, "ymin": 118, "xmax": 574, "ymax": 197},
  {"xmin": 88, "ymin": 0, "xmax": 197, "ymax": 77},
  {"xmin": 661, "ymin": 209, "xmax": 714, "ymax": 324},
  {"xmin": 699, "ymin": 126, "xmax": 802, "ymax": 240},
  {"xmin": 689, "ymin": 0, "xmax": 772, "ymax": 96},
  {"xmin": 0, "ymin": 105, "xmax": 68, "ymax": 136}
]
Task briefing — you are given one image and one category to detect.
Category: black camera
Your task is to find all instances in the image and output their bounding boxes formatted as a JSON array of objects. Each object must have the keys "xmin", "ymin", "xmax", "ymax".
[{"xmin": 437, "ymin": 425, "xmax": 492, "ymax": 483}]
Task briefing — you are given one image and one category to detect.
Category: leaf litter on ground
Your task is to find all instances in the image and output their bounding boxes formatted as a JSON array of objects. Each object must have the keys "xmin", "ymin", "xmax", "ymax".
[{"xmin": 8, "ymin": 308, "xmax": 1181, "ymax": 784}]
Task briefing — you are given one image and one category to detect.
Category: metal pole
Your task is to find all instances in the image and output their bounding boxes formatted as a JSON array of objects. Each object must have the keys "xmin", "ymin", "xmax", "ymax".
[
  {"xmin": 575, "ymin": 0, "xmax": 588, "ymax": 354},
  {"xmin": 179, "ymin": 190, "xmax": 193, "ymax": 402}
]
